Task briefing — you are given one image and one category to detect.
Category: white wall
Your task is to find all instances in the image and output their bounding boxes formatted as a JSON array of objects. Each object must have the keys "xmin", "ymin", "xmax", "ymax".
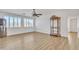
[
  {"xmin": 36, "ymin": 15, "xmax": 50, "ymax": 34},
  {"xmin": 7, "ymin": 27, "xmax": 34, "ymax": 36},
  {"xmin": 36, "ymin": 11, "xmax": 79, "ymax": 37}
]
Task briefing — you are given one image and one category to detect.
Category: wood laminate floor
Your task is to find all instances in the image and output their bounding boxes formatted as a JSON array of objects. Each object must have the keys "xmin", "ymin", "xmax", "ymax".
[{"xmin": 0, "ymin": 32, "xmax": 78, "ymax": 50}]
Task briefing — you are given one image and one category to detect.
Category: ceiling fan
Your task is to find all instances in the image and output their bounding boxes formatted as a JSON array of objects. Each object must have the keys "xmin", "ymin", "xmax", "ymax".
[{"xmin": 32, "ymin": 9, "xmax": 42, "ymax": 17}]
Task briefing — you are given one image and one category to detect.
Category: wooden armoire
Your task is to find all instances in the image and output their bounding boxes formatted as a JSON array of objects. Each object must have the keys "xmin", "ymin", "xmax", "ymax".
[{"xmin": 50, "ymin": 15, "xmax": 61, "ymax": 36}]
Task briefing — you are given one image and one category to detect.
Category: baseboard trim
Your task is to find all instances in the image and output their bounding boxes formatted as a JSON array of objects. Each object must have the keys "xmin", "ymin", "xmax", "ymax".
[
  {"xmin": 6, "ymin": 31, "xmax": 68, "ymax": 39},
  {"xmin": 6, "ymin": 32, "xmax": 35, "ymax": 37}
]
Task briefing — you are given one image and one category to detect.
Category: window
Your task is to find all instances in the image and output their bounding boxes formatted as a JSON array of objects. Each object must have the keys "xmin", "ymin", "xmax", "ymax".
[
  {"xmin": 4, "ymin": 16, "xmax": 9, "ymax": 27},
  {"xmin": 24, "ymin": 18, "xmax": 27, "ymax": 27},
  {"xmin": 9, "ymin": 16, "xmax": 14, "ymax": 27},
  {"xmin": 18, "ymin": 17, "xmax": 21, "ymax": 27},
  {"xmin": 3, "ymin": 16, "xmax": 34, "ymax": 28},
  {"xmin": 24, "ymin": 18, "xmax": 33, "ymax": 27},
  {"xmin": 28, "ymin": 18, "xmax": 33, "ymax": 27},
  {"xmin": 14, "ymin": 17, "xmax": 18, "ymax": 27},
  {"xmin": 27, "ymin": 19, "xmax": 29, "ymax": 27}
]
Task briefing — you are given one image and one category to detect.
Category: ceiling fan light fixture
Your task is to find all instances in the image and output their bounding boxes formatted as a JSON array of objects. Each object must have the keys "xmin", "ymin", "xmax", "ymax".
[{"xmin": 32, "ymin": 9, "xmax": 42, "ymax": 17}]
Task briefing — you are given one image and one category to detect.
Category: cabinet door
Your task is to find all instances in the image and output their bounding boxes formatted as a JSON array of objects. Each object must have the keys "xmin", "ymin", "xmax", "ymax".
[
  {"xmin": 50, "ymin": 19, "xmax": 60, "ymax": 36},
  {"xmin": 0, "ymin": 19, "xmax": 6, "ymax": 37}
]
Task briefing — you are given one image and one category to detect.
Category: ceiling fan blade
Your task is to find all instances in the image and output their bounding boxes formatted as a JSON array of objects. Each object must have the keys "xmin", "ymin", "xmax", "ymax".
[
  {"xmin": 33, "ymin": 14, "xmax": 37, "ymax": 16},
  {"xmin": 32, "ymin": 9, "xmax": 42, "ymax": 17},
  {"xmin": 36, "ymin": 14, "xmax": 42, "ymax": 15},
  {"xmin": 36, "ymin": 15, "xmax": 39, "ymax": 17}
]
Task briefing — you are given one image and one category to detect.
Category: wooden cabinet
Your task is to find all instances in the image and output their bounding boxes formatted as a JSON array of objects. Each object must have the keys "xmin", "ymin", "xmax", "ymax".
[
  {"xmin": 50, "ymin": 15, "xmax": 61, "ymax": 36},
  {"xmin": 0, "ymin": 18, "xmax": 7, "ymax": 38}
]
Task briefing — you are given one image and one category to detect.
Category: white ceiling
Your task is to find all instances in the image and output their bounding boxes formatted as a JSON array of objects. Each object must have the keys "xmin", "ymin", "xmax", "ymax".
[{"xmin": 0, "ymin": 9, "xmax": 79, "ymax": 16}]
